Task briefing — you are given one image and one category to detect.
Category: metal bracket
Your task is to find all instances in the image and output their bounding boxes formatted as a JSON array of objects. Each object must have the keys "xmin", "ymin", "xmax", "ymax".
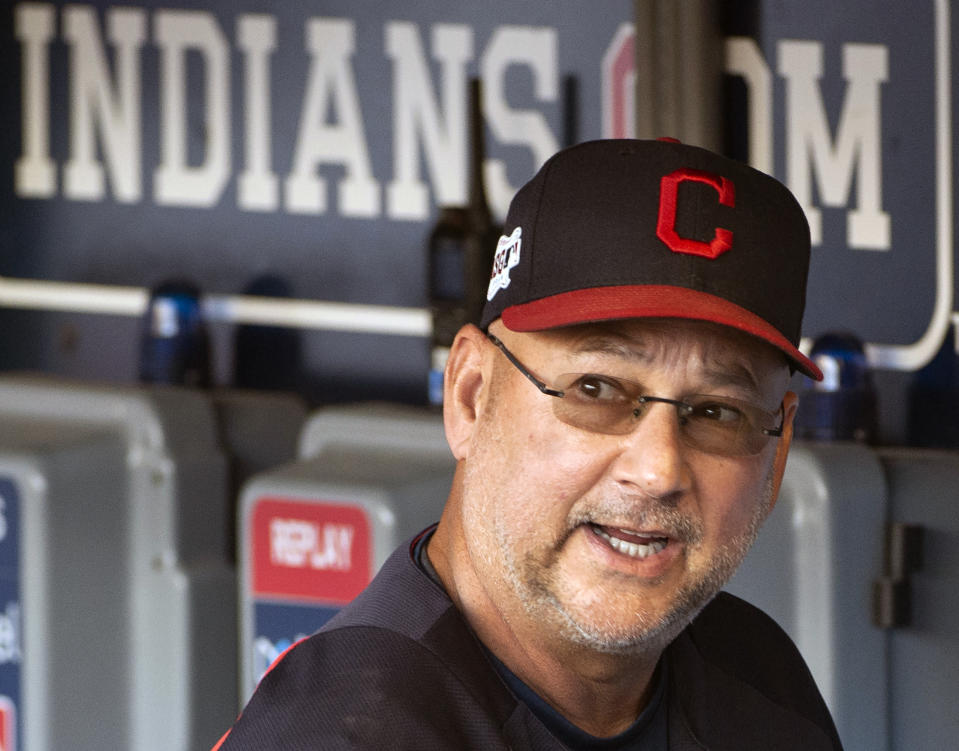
[{"xmin": 872, "ymin": 522, "xmax": 925, "ymax": 628}]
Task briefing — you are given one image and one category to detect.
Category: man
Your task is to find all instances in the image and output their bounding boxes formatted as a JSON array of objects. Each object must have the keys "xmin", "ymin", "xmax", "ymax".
[{"xmin": 216, "ymin": 139, "xmax": 842, "ymax": 749}]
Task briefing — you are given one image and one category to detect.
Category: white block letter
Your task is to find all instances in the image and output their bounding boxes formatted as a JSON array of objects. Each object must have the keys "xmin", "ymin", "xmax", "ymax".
[
  {"xmin": 15, "ymin": 2, "xmax": 56, "ymax": 197},
  {"xmin": 237, "ymin": 14, "xmax": 278, "ymax": 212},
  {"xmin": 480, "ymin": 26, "xmax": 560, "ymax": 218},
  {"xmin": 285, "ymin": 18, "xmax": 379, "ymax": 217},
  {"xmin": 64, "ymin": 6, "xmax": 145, "ymax": 202},
  {"xmin": 385, "ymin": 22, "xmax": 473, "ymax": 220},
  {"xmin": 602, "ymin": 23, "xmax": 635, "ymax": 140},
  {"xmin": 780, "ymin": 40, "xmax": 890, "ymax": 250},
  {"xmin": 725, "ymin": 37, "xmax": 773, "ymax": 175},
  {"xmin": 154, "ymin": 10, "xmax": 231, "ymax": 207}
]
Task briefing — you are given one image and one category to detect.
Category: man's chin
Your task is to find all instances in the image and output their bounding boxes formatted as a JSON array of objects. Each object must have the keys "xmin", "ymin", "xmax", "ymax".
[{"xmin": 543, "ymin": 587, "xmax": 718, "ymax": 656}]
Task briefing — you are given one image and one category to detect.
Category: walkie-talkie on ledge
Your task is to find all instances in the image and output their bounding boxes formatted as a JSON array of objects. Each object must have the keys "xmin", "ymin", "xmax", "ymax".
[{"xmin": 428, "ymin": 77, "xmax": 502, "ymax": 405}]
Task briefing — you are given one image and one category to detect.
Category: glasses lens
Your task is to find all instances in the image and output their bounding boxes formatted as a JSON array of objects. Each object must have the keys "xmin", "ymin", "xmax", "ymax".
[
  {"xmin": 553, "ymin": 373, "xmax": 643, "ymax": 434},
  {"xmin": 553, "ymin": 375, "xmax": 779, "ymax": 456},
  {"xmin": 681, "ymin": 395, "xmax": 771, "ymax": 456}
]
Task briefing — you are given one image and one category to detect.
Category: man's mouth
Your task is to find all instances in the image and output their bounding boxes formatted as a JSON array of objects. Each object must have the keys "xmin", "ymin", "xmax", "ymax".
[{"xmin": 589, "ymin": 524, "xmax": 669, "ymax": 560}]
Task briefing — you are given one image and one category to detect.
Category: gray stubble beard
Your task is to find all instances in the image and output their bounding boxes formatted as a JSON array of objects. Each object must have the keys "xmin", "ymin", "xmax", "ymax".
[{"xmin": 514, "ymin": 467, "xmax": 778, "ymax": 657}]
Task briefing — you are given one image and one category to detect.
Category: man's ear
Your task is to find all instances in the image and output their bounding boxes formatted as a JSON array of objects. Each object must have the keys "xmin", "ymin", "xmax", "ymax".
[
  {"xmin": 765, "ymin": 389, "xmax": 799, "ymax": 515},
  {"xmin": 443, "ymin": 324, "xmax": 489, "ymax": 461}
]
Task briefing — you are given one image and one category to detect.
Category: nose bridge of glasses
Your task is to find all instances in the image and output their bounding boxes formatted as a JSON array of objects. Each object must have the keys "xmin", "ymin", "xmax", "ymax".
[
  {"xmin": 632, "ymin": 395, "xmax": 737, "ymax": 455},
  {"xmin": 636, "ymin": 394, "xmax": 693, "ymax": 417},
  {"xmin": 626, "ymin": 395, "xmax": 695, "ymax": 446}
]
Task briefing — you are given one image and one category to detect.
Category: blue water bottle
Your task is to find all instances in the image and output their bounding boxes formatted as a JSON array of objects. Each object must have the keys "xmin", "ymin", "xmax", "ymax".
[
  {"xmin": 795, "ymin": 332, "xmax": 878, "ymax": 443},
  {"xmin": 139, "ymin": 280, "xmax": 211, "ymax": 387}
]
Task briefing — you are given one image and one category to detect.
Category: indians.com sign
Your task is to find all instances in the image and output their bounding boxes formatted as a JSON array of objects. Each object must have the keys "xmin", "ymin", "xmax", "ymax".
[{"xmin": 13, "ymin": 3, "xmax": 888, "ymax": 250}]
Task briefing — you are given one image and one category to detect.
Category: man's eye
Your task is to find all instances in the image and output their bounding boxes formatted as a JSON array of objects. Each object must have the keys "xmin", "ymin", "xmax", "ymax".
[
  {"xmin": 692, "ymin": 401, "xmax": 745, "ymax": 424},
  {"xmin": 572, "ymin": 375, "xmax": 628, "ymax": 401}
]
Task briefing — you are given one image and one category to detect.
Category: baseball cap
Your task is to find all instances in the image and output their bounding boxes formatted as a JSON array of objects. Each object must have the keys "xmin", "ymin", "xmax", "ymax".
[{"xmin": 480, "ymin": 138, "xmax": 823, "ymax": 381}]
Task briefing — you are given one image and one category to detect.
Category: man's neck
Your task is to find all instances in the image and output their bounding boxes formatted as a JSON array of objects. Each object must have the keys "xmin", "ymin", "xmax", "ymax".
[{"xmin": 482, "ymin": 616, "xmax": 662, "ymax": 737}]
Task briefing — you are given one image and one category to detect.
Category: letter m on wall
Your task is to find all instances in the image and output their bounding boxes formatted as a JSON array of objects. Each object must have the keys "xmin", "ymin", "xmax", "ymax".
[{"xmin": 780, "ymin": 41, "xmax": 890, "ymax": 250}]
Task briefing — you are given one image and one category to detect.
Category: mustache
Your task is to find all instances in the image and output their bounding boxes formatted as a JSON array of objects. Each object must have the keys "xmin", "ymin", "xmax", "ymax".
[{"xmin": 566, "ymin": 497, "xmax": 704, "ymax": 546}]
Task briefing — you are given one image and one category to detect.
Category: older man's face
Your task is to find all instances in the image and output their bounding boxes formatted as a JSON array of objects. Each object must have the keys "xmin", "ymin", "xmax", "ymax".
[{"xmin": 456, "ymin": 318, "xmax": 795, "ymax": 655}]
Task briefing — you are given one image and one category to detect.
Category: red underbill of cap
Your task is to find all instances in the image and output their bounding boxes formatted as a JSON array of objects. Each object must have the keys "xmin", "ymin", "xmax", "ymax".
[{"xmin": 500, "ymin": 285, "xmax": 824, "ymax": 381}]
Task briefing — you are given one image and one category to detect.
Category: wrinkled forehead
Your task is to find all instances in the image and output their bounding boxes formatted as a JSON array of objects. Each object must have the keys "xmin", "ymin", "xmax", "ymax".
[{"xmin": 505, "ymin": 317, "xmax": 791, "ymax": 392}]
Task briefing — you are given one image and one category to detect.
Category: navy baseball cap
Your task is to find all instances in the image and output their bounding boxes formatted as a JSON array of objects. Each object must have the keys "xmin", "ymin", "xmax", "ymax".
[{"xmin": 481, "ymin": 139, "xmax": 823, "ymax": 380}]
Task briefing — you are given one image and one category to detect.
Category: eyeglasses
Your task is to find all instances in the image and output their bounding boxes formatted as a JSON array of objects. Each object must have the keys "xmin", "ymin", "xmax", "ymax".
[{"xmin": 487, "ymin": 333, "xmax": 784, "ymax": 457}]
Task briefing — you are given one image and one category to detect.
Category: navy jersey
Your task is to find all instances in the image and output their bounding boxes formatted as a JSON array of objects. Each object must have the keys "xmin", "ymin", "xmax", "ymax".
[{"xmin": 215, "ymin": 536, "xmax": 842, "ymax": 750}]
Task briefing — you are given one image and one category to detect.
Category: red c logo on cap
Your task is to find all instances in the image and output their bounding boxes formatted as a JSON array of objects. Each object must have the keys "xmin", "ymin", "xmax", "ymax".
[{"xmin": 656, "ymin": 169, "xmax": 735, "ymax": 259}]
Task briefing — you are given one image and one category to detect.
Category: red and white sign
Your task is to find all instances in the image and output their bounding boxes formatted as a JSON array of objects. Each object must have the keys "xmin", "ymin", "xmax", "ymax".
[
  {"xmin": 250, "ymin": 498, "xmax": 371, "ymax": 606},
  {"xmin": 0, "ymin": 696, "xmax": 16, "ymax": 751}
]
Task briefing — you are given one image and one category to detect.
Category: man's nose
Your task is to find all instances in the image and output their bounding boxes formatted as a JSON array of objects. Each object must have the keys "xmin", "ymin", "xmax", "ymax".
[{"xmin": 609, "ymin": 400, "xmax": 691, "ymax": 502}]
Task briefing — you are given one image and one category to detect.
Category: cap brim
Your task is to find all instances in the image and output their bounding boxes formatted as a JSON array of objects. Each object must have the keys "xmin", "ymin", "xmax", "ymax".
[{"xmin": 500, "ymin": 285, "xmax": 823, "ymax": 381}]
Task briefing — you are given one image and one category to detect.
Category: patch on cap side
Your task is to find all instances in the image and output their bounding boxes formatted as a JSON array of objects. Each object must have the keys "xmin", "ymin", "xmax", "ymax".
[{"xmin": 487, "ymin": 227, "xmax": 522, "ymax": 302}]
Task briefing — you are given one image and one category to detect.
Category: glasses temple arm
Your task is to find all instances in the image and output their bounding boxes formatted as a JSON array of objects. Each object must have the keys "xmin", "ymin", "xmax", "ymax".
[
  {"xmin": 762, "ymin": 404, "xmax": 786, "ymax": 437},
  {"xmin": 487, "ymin": 333, "xmax": 565, "ymax": 398}
]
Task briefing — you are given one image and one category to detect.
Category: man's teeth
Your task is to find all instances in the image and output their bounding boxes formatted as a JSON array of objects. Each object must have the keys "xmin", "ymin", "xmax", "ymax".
[{"xmin": 593, "ymin": 526, "xmax": 667, "ymax": 559}]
